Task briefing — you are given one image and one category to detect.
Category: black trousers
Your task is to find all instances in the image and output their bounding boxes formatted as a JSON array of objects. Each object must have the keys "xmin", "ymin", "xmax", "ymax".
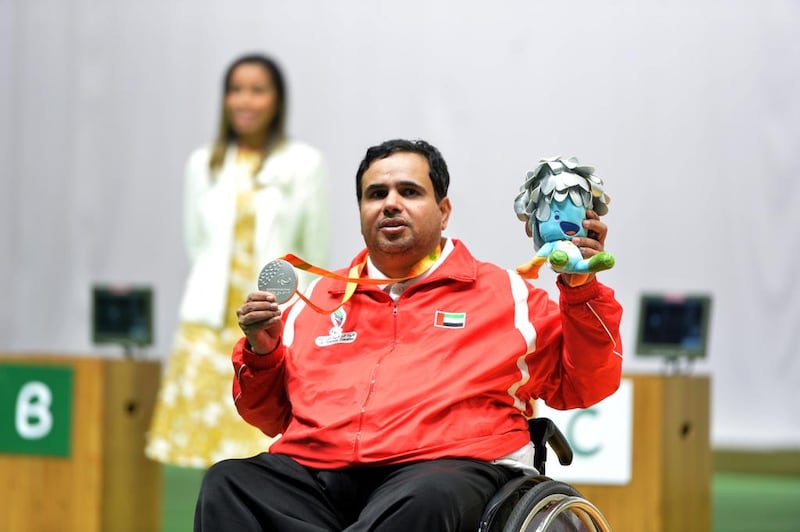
[{"xmin": 194, "ymin": 453, "xmax": 517, "ymax": 532}]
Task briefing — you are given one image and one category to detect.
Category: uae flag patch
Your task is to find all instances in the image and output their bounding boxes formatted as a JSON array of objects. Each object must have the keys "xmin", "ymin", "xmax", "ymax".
[{"xmin": 434, "ymin": 311, "xmax": 467, "ymax": 328}]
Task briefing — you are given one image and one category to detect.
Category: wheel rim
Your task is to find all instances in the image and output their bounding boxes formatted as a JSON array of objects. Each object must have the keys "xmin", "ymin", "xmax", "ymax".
[{"xmin": 517, "ymin": 494, "xmax": 613, "ymax": 532}]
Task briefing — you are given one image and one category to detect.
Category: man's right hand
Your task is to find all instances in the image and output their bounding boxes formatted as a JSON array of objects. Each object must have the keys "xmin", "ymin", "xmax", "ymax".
[{"xmin": 236, "ymin": 291, "xmax": 284, "ymax": 355}]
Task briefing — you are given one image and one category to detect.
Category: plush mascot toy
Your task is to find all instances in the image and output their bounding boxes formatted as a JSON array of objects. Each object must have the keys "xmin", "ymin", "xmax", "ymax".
[{"xmin": 513, "ymin": 156, "xmax": 615, "ymax": 283}]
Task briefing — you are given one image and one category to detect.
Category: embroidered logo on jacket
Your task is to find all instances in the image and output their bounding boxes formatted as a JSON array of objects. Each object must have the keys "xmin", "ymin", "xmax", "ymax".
[
  {"xmin": 434, "ymin": 311, "xmax": 467, "ymax": 328},
  {"xmin": 315, "ymin": 307, "xmax": 357, "ymax": 346}
]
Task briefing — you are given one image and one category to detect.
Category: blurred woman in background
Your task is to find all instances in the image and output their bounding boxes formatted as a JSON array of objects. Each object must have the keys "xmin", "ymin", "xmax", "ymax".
[{"xmin": 146, "ymin": 52, "xmax": 330, "ymax": 467}]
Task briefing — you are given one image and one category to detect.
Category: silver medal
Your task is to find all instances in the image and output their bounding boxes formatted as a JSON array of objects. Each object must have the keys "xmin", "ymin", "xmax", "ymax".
[{"xmin": 257, "ymin": 259, "xmax": 298, "ymax": 304}]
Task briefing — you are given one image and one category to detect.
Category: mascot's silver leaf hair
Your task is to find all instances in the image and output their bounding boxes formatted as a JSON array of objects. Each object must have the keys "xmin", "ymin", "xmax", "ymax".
[{"xmin": 513, "ymin": 156, "xmax": 610, "ymax": 250}]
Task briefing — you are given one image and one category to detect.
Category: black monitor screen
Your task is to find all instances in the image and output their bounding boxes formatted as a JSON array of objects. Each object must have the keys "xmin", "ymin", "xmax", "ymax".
[
  {"xmin": 635, "ymin": 293, "xmax": 711, "ymax": 359},
  {"xmin": 92, "ymin": 285, "xmax": 153, "ymax": 347}
]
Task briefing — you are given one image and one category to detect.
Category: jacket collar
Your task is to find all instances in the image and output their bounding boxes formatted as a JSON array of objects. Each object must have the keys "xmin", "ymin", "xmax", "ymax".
[{"xmin": 328, "ymin": 239, "xmax": 478, "ymax": 297}]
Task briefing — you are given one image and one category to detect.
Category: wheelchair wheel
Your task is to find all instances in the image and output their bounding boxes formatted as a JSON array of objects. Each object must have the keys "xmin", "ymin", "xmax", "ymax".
[
  {"xmin": 501, "ymin": 480, "xmax": 612, "ymax": 532},
  {"xmin": 478, "ymin": 476, "xmax": 547, "ymax": 532}
]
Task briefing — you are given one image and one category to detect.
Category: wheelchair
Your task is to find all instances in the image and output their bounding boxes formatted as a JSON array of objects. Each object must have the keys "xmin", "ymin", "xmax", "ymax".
[{"xmin": 478, "ymin": 418, "xmax": 612, "ymax": 532}]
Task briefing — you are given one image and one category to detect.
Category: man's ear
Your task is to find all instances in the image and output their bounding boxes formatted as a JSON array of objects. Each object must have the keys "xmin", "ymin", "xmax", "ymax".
[{"xmin": 439, "ymin": 197, "xmax": 452, "ymax": 230}]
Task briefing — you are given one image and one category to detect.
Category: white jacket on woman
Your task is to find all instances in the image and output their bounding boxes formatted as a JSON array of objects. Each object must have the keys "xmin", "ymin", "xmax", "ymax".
[{"xmin": 178, "ymin": 140, "xmax": 329, "ymax": 328}]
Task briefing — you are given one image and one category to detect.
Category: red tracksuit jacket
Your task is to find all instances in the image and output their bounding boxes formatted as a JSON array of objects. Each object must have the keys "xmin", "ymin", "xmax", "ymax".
[{"xmin": 232, "ymin": 239, "xmax": 623, "ymax": 469}]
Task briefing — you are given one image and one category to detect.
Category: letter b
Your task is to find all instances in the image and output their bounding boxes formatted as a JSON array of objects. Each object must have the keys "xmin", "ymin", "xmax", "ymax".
[{"xmin": 16, "ymin": 381, "xmax": 54, "ymax": 439}]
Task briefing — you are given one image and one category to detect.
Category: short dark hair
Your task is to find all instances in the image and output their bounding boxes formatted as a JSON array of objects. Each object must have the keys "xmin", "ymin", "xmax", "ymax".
[{"xmin": 355, "ymin": 139, "xmax": 450, "ymax": 203}]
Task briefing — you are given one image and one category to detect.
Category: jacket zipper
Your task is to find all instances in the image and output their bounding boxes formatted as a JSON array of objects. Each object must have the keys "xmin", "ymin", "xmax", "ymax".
[{"xmin": 354, "ymin": 300, "xmax": 399, "ymax": 459}]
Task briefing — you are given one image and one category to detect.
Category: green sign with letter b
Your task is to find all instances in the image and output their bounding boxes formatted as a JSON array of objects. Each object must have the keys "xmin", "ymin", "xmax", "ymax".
[{"xmin": 0, "ymin": 364, "xmax": 73, "ymax": 457}]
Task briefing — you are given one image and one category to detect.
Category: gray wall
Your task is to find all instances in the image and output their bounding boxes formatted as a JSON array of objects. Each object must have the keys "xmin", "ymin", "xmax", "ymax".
[{"xmin": 2, "ymin": 0, "xmax": 798, "ymax": 449}]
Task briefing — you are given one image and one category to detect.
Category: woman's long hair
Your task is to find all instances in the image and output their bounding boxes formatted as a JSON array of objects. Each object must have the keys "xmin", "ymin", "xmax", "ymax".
[{"xmin": 208, "ymin": 53, "xmax": 287, "ymax": 176}]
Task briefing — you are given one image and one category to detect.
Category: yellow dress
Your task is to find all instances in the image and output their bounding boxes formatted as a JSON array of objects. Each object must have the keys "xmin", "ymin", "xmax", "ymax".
[{"xmin": 146, "ymin": 152, "xmax": 276, "ymax": 468}]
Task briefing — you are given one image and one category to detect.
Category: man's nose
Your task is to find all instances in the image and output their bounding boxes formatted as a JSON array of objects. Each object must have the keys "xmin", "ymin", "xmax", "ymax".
[{"xmin": 382, "ymin": 190, "xmax": 403, "ymax": 213}]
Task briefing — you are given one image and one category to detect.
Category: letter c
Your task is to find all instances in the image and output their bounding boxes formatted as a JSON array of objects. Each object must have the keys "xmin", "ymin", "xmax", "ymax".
[{"xmin": 565, "ymin": 408, "xmax": 602, "ymax": 457}]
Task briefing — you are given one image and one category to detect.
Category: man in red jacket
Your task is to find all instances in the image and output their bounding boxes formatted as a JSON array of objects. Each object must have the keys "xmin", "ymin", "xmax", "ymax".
[{"xmin": 194, "ymin": 139, "xmax": 623, "ymax": 531}]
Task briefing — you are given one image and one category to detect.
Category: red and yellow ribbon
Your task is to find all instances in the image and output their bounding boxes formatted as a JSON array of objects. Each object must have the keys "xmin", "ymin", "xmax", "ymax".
[{"xmin": 279, "ymin": 245, "xmax": 441, "ymax": 314}]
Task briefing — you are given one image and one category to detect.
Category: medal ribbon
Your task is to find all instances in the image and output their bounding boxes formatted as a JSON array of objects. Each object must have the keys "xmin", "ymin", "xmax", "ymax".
[{"xmin": 279, "ymin": 245, "xmax": 441, "ymax": 314}]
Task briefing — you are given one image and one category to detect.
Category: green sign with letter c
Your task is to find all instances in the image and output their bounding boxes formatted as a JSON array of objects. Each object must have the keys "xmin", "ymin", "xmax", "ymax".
[{"xmin": 565, "ymin": 408, "xmax": 603, "ymax": 457}]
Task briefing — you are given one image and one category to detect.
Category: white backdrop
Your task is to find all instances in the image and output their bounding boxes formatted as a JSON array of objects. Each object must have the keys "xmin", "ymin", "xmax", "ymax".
[{"xmin": 2, "ymin": 0, "xmax": 798, "ymax": 449}]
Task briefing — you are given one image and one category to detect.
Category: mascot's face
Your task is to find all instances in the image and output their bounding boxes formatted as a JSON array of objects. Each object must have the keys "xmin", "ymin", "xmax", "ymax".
[{"xmin": 538, "ymin": 198, "xmax": 588, "ymax": 242}]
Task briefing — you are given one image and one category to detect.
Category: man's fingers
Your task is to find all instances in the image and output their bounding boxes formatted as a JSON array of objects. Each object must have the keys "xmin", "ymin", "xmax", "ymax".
[
  {"xmin": 245, "ymin": 291, "xmax": 278, "ymax": 303},
  {"xmin": 237, "ymin": 291, "xmax": 284, "ymax": 342},
  {"xmin": 239, "ymin": 309, "xmax": 280, "ymax": 327},
  {"xmin": 581, "ymin": 215, "xmax": 607, "ymax": 246},
  {"xmin": 239, "ymin": 298, "xmax": 279, "ymax": 318}
]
